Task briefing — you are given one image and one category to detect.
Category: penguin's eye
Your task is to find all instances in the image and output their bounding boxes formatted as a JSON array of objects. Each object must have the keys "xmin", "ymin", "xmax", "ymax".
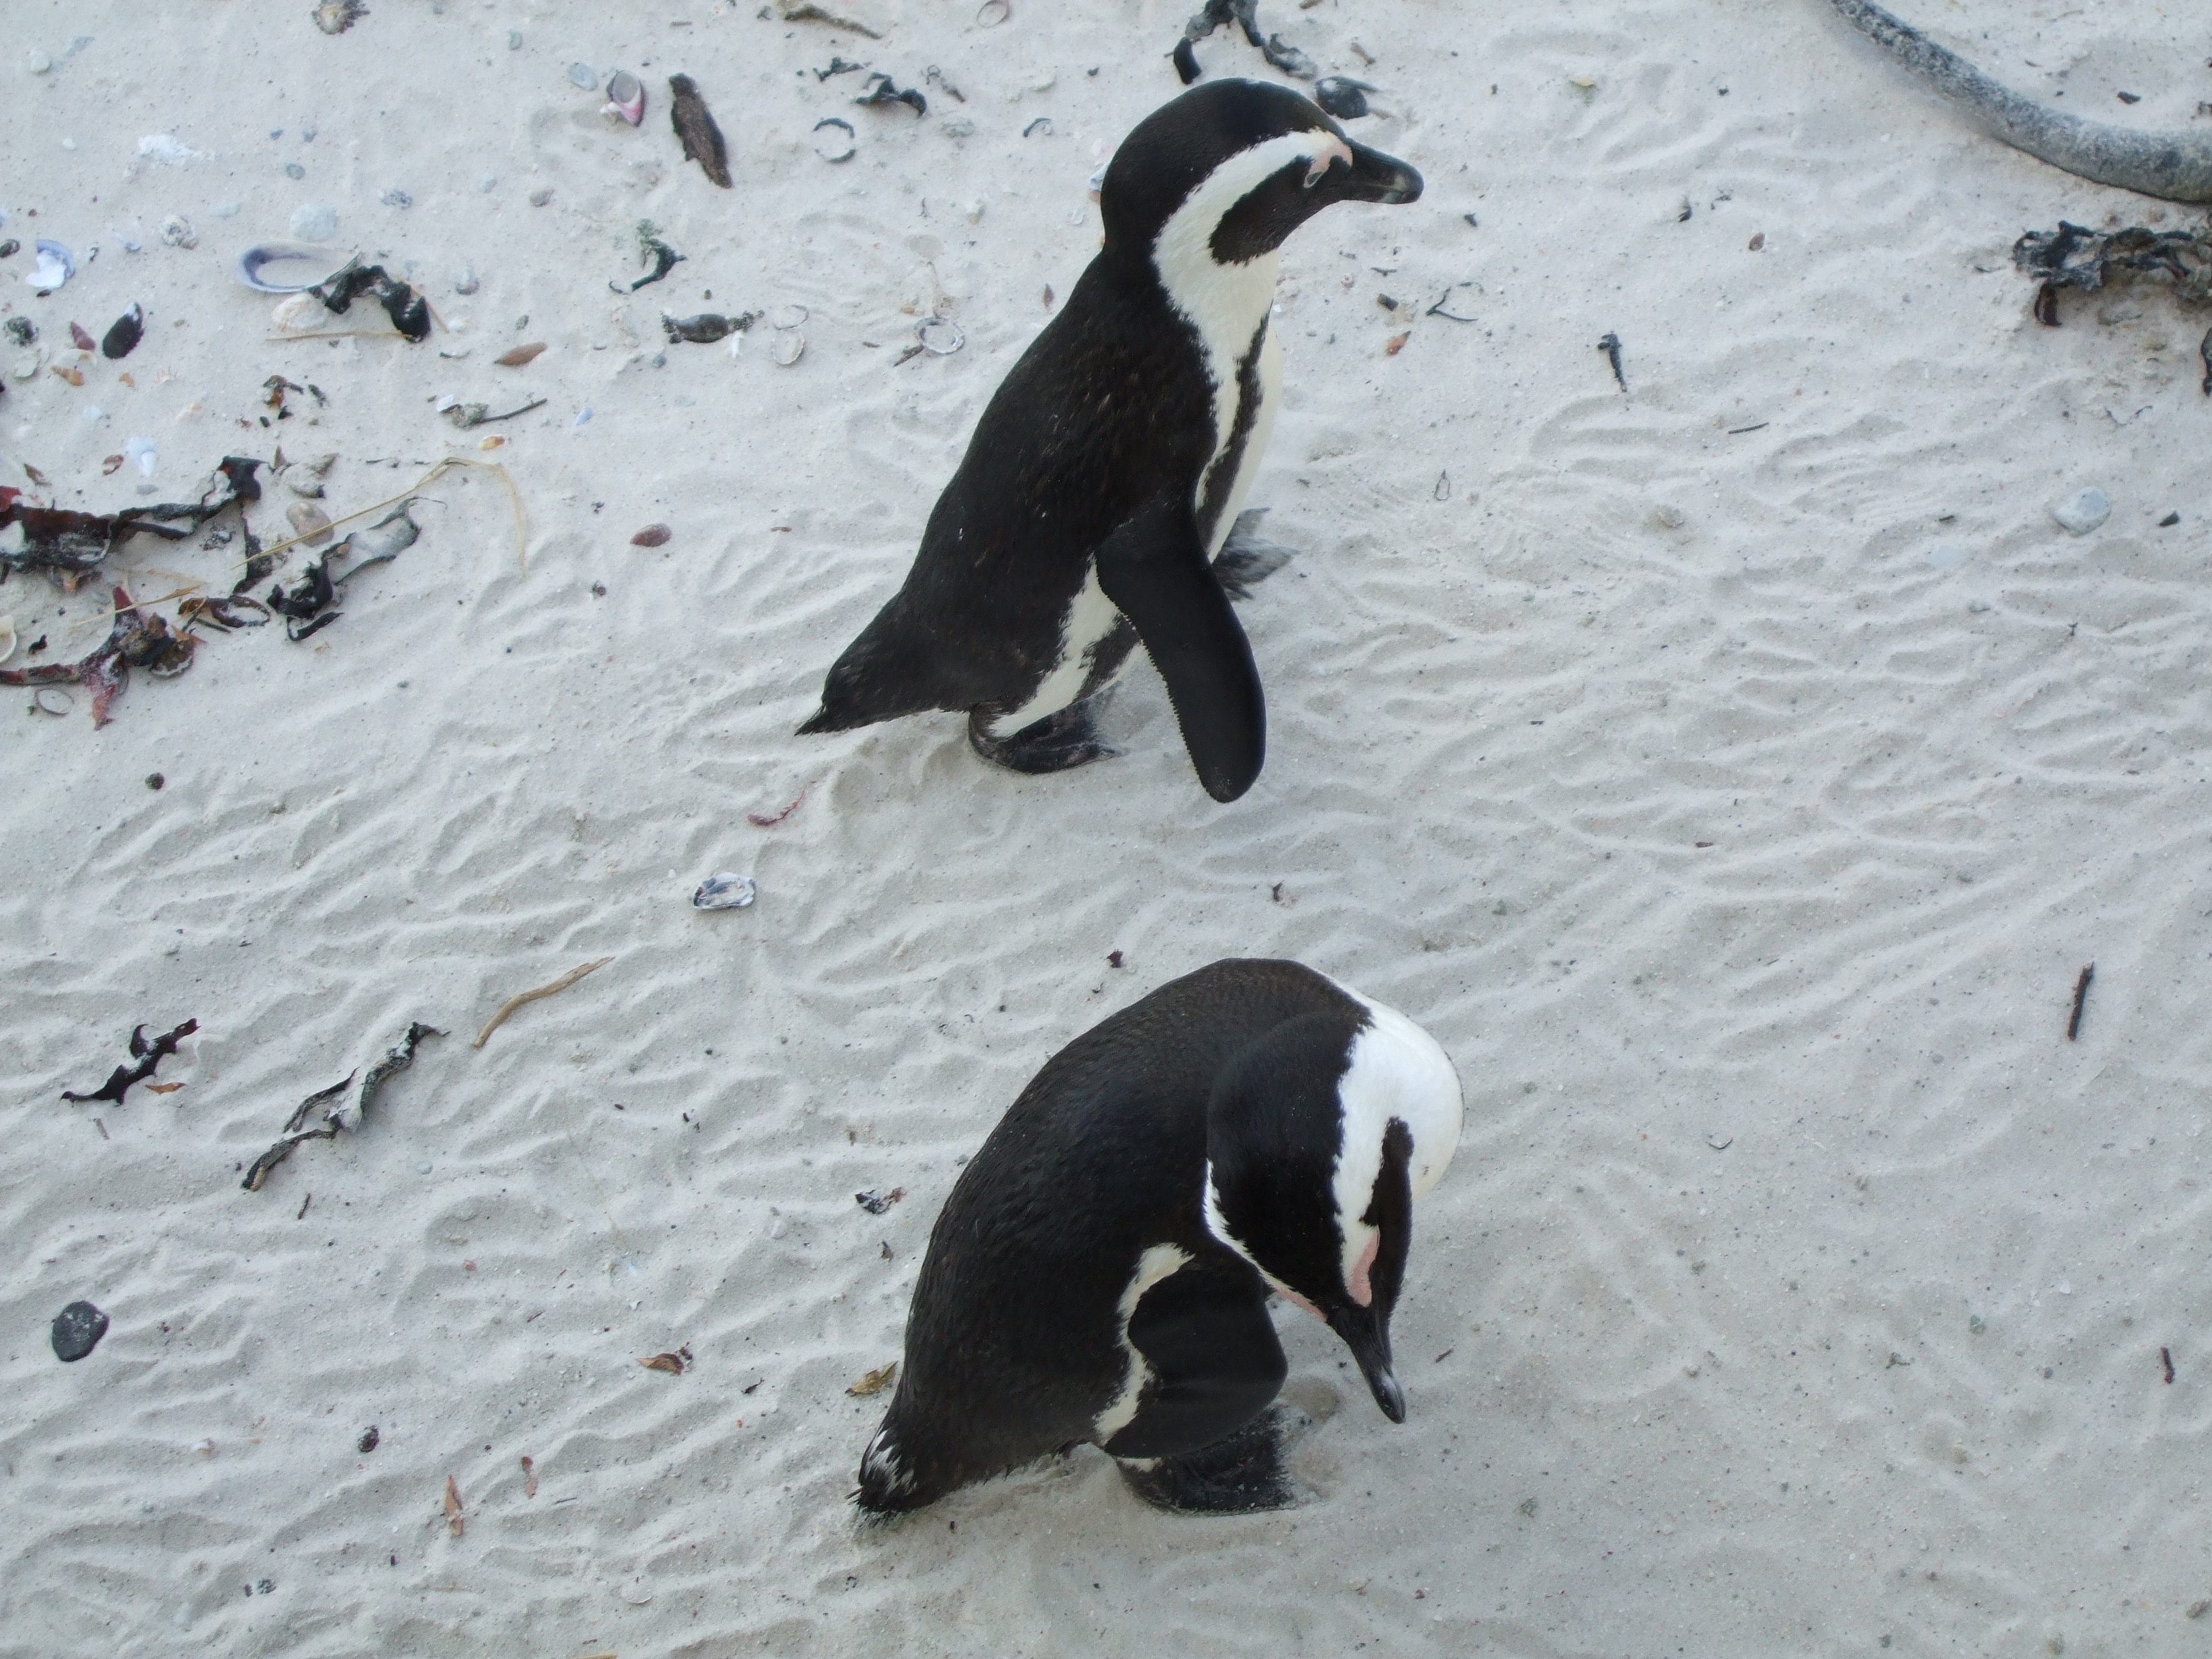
[{"xmin": 1301, "ymin": 154, "xmax": 1333, "ymax": 189}]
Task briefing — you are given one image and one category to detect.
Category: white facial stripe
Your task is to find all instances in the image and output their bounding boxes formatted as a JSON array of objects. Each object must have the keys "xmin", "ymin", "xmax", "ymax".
[
  {"xmin": 1092, "ymin": 1241, "xmax": 1193, "ymax": 1442},
  {"xmin": 1329, "ymin": 990, "xmax": 1464, "ymax": 1297},
  {"xmin": 1151, "ymin": 130, "xmax": 1329, "ymax": 497},
  {"xmin": 986, "ymin": 560, "xmax": 1123, "ymax": 736},
  {"xmin": 1303, "ymin": 134, "xmax": 1354, "ymax": 186}
]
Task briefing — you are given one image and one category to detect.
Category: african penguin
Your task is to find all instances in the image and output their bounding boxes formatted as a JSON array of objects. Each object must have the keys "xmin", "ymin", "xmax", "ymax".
[
  {"xmin": 854, "ymin": 958, "xmax": 1462, "ymax": 1516},
  {"xmin": 798, "ymin": 81, "xmax": 1422, "ymax": 803}
]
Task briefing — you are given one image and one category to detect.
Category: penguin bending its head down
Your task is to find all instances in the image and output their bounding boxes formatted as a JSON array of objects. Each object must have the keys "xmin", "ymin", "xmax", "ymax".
[
  {"xmin": 799, "ymin": 81, "xmax": 1422, "ymax": 803},
  {"xmin": 854, "ymin": 959, "xmax": 1462, "ymax": 1516}
]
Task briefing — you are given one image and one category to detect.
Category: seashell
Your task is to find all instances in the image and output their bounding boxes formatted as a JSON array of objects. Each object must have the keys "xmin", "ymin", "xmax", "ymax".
[
  {"xmin": 26, "ymin": 240, "xmax": 74, "ymax": 293},
  {"xmin": 605, "ymin": 70, "xmax": 646, "ymax": 125},
  {"xmin": 70, "ymin": 322, "xmax": 97, "ymax": 352},
  {"xmin": 567, "ymin": 62, "xmax": 599, "ymax": 90},
  {"xmin": 102, "ymin": 303, "xmax": 145, "ymax": 360},
  {"xmin": 109, "ymin": 223, "xmax": 145, "ymax": 253},
  {"xmin": 34, "ymin": 687, "xmax": 75, "ymax": 717},
  {"xmin": 159, "ymin": 215, "xmax": 197, "ymax": 250},
  {"xmin": 813, "ymin": 117, "xmax": 857, "ymax": 162},
  {"xmin": 918, "ymin": 315, "xmax": 964, "ymax": 356},
  {"xmin": 287, "ymin": 501, "xmax": 335, "ymax": 547},
  {"xmin": 52, "ymin": 362, "xmax": 85, "ymax": 387},
  {"xmin": 631, "ymin": 523, "xmax": 672, "ymax": 547},
  {"xmin": 313, "ymin": 0, "xmax": 368, "ymax": 36},
  {"xmin": 126, "ymin": 436, "xmax": 156, "ymax": 476},
  {"xmin": 281, "ymin": 452, "xmax": 337, "ymax": 497},
  {"xmin": 771, "ymin": 331, "xmax": 805, "ymax": 367},
  {"xmin": 0, "ymin": 615, "xmax": 15, "ymax": 665},
  {"xmin": 136, "ymin": 134, "xmax": 197, "ymax": 166},
  {"xmin": 976, "ymin": 0, "xmax": 1010, "ymax": 23},
  {"xmin": 691, "ymin": 872, "xmax": 756, "ymax": 911},
  {"xmin": 346, "ymin": 503, "xmax": 421, "ymax": 562},
  {"xmin": 270, "ymin": 293, "xmax": 326, "ymax": 333},
  {"xmin": 103, "ymin": 453, "xmax": 125, "ymax": 474},
  {"xmin": 495, "ymin": 342, "xmax": 546, "ymax": 367},
  {"xmin": 237, "ymin": 241, "xmax": 354, "ymax": 293},
  {"xmin": 3, "ymin": 316, "xmax": 34, "ymax": 346},
  {"xmin": 768, "ymin": 304, "xmax": 809, "ymax": 330},
  {"xmin": 8, "ymin": 349, "xmax": 44, "ymax": 382}
]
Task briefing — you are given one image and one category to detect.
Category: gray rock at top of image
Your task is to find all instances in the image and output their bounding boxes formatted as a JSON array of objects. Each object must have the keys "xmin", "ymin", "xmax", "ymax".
[{"xmin": 2052, "ymin": 487, "xmax": 2110, "ymax": 536}]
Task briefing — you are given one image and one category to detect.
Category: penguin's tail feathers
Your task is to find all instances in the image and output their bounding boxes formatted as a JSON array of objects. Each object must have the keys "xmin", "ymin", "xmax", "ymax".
[
  {"xmin": 1211, "ymin": 509, "xmax": 1296, "ymax": 603},
  {"xmin": 853, "ymin": 1420, "xmax": 923, "ymax": 1515}
]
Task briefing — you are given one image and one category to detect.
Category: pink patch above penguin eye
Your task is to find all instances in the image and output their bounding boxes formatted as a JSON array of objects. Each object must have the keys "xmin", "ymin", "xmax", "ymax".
[{"xmin": 1348, "ymin": 1231, "xmax": 1380, "ymax": 1307}]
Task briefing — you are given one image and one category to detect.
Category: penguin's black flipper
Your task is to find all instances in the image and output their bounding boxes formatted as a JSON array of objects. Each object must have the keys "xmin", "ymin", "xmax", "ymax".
[
  {"xmin": 1210, "ymin": 508, "xmax": 1295, "ymax": 602},
  {"xmin": 1095, "ymin": 501, "xmax": 1265, "ymax": 803},
  {"xmin": 1103, "ymin": 1263, "xmax": 1287, "ymax": 1462}
]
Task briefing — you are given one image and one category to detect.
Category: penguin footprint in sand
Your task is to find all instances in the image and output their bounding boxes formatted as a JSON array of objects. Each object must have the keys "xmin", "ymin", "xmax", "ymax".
[
  {"xmin": 853, "ymin": 958, "xmax": 1462, "ymax": 1516},
  {"xmin": 799, "ymin": 81, "xmax": 1422, "ymax": 803}
]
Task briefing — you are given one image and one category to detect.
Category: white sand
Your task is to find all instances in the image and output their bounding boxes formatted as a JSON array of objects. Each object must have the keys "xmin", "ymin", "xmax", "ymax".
[{"xmin": 4, "ymin": 0, "xmax": 2210, "ymax": 1651}]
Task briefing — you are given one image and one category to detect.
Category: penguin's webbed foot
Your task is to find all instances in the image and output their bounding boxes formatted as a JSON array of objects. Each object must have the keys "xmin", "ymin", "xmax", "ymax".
[
  {"xmin": 967, "ymin": 693, "xmax": 1122, "ymax": 776},
  {"xmin": 1115, "ymin": 1406, "xmax": 1305, "ymax": 1515},
  {"xmin": 1211, "ymin": 508, "xmax": 1296, "ymax": 602}
]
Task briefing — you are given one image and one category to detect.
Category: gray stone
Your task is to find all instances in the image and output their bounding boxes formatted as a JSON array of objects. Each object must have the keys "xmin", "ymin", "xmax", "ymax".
[
  {"xmin": 52, "ymin": 1300, "xmax": 109, "ymax": 1362},
  {"xmin": 2052, "ymin": 487, "xmax": 2110, "ymax": 536}
]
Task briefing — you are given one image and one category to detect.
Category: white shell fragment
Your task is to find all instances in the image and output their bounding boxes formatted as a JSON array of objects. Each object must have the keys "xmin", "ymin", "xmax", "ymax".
[
  {"xmin": 26, "ymin": 240, "xmax": 73, "ymax": 293},
  {"xmin": 771, "ymin": 332, "xmax": 805, "ymax": 367},
  {"xmin": 567, "ymin": 62, "xmax": 599, "ymax": 90},
  {"xmin": 0, "ymin": 615, "xmax": 15, "ymax": 665},
  {"xmin": 691, "ymin": 872, "xmax": 758, "ymax": 911},
  {"xmin": 2052, "ymin": 487, "xmax": 2111, "ymax": 536}
]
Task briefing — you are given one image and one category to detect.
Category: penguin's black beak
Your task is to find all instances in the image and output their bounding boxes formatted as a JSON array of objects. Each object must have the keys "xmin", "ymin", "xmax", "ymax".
[
  {"xmin": 1327, "ymin": 1303, "xmax": 1407, "ymax": 1423},
  {"xmin": 1336, "ymin": 140, "xmax": 1422, "ymax": 206}
]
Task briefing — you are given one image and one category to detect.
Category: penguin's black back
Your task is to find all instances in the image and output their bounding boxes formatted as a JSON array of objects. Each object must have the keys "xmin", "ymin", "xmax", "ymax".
[
  {"xmin": 867, "ymin": 959, "xmax": 1367, "ymax": 1509},
  {"xmin": 801, "ymin": 249, "xmax": 1218, "ymax": 732}
]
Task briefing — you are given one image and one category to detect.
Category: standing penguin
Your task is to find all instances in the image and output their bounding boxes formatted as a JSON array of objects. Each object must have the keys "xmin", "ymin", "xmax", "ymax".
[
  {"xmin": 799, "ymin": 81, "xmax": 1423, "ymax": 803},
  {"xmin": 854, "ymin": 958, "xmax": 1462, "ymax": 1516}
]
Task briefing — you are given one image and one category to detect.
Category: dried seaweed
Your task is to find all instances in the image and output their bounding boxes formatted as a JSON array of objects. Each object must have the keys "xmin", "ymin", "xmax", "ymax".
[
  {"xmin": 241, "ymin": 1021, "xmax": 442, "ymax": 1192},
  {"xmin": 0, "ymin": 457, "xmax": 262, "ymax": 589},
  {"xmin": 2013, "ymin": 220, "xmax": 2212, "ymax": 324},
  {"xmin": 267, "ymin": 504, "xmax": 420, "ymax": 641},
  {"xmin": 309, "ymin": 260, "xmax": 432, "ymax": 344},
  {"xmin": 60, "ymin": 1018, "xmax": 198, "ymax": 1103},
  {"xmin": 473, "ymin": 956, "xmax": 613, "ymax": 1048},
  {"xmin": 776, "ymin": 0, "xmax": 882, "ymax": 39},
  {"xmin": 1176, "ymin": 0, "xmax": 1317, "ymax": 83},
  {"xmin": 0, "ymin": 583, "xmax": 187, "ymax": 723},
  {"xmin": 670, "ymin": 74, "xmax": 734, "ymax": 189},
  {"xmin": 612, "ymin": 229, "xmax": 685, "ymax": 295},
  {"xmin": 854, "ymin": 73, "xmax": 925, "ymax": 117}
]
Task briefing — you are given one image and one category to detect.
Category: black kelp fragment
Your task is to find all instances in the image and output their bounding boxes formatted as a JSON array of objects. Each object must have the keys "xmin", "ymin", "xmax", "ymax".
[
  {"xmin": 242, "ymin": 1022, "xmax": 443, "ymax": 1192},
  {"xmin": 854, "ymin": 73, "xmax": 925, "ymax": 116},
  {"xmin": 1598, "ymin": 331, "xmax": 1627, "ymax": 392},
  {"xmin": 101, "ymin": 303, "xmax": 144, "ymax": 360},
  {"xmin": 2200, "ymin": 325, "xmax": 2211, "ymax": 397},
  {"xmin": 268, "ymin": 504, "xmax": 420, "ymax": 641},
  {"xmin": 612, "ymin": 232, "xmax": 685, "ymax": 295},
  {"xmin": 311, "ymin": 260, "xmax": 432, "ymax": 343},
  {"xmin": 815, "ymin": 56, "xmax": 867, "ymax": 81},
  {"xmin": 670, "ymin": 74, "xmax": 734, "ymax": 189},
  {"xmin": 662, "ymin": 310, "xmax": 760, "ymax": 344},
  {"xmin": 60, "ymin": 1017, "xmax": 199, "ymax": 1103}
]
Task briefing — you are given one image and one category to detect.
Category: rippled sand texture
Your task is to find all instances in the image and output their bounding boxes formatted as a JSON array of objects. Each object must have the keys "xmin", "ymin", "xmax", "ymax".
[{"xmin": 4, "ymin": 0, "xmax": 2210, "ymax": 1652}]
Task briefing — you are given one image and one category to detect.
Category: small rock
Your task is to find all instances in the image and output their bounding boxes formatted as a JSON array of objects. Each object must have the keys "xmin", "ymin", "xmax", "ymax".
[
  {"xmin": 211, "ymin": 201, "xmax": 242, "ymax": 218},
  {"xmin": 507, "ymin": 30, "xmax": 522, "ymax": 49},
  {"xmin": 283, "ymin": 162, "xmax": 307, "ymax": 181},
  {"xmin": 380, "ymin": 188, "xmax": 412, "ymax": 208},
  {"xmin": 479, "ymin": 174, "xmax": 498, "ymax": 193},
  {"xmin": 1925, "ymin": 544, "xmax": 1967, "ymax": 570},
  {"xmin": 287, "ymin": 501, "xmax": 335, "ymax": 546},
  {"xmin": 146, "ymin": 772, "xmax": 164, "ymax": 790},
  {"xmin": 527, "ymin": 187, "xmax": 554, "ymax": 207},
  {"xmin": 940, "ymin": 115, "xmax": 976, "ymax": 140},
  {"xmin": 567, "ymin": 62, "xmax": 598, "ymax": 90},
  {"xmin": 158, "ymin": 215, "xmax": 197, "ymax": 249},
  {"xmin": 28, "ymin": 47, "xmax": 54, "ymax": 74},
  {"xmin": 358, "ymin": 1425, "xmax": 380, "ymax": 1454},
  {"xmin": 631, "ymin": 523, "xmax": 672, "ymax": 546},
  {"xmin": 2052, "ymin": 487, "xmax": 2110, "ymax": 536},
  {"xmin": 454, "ymin": 265, "xmax": 479, "ymax": 295},
  {"xmin": 3, "ymin": 317, "xmax": 35, "ymax": 346},
  {"xmin": 52, "ymin": 1300, "xmax": 109, "ymax": 1362},
  {"xmin": 289, "ymin": 203, "xmax": 338, "ymax": 242}
]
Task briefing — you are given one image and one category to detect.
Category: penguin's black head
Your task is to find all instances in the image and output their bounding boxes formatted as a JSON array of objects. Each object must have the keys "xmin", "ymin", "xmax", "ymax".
[
  {"xmin": 1100, "ymin": 79, "xmax": 1422, "ymax": 270},
  {"xmin": 1202, "ymin": 999, "xmax": 1462, "ymax": 1425}
]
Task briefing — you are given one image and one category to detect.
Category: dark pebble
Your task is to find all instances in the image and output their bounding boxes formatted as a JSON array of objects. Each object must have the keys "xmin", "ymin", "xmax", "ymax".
[
  {"xmin": 358, "ymin": 1424, "xmax": 380, "ymax": 1453},
  {"xmin": 52, "ymin": 1300, "xmax": 110, "ymax": 1362},
  {"xmin": 0, "ymin": 239, "xmax": 19, "ymax": 260},
  {"xmin": 146, "ymin": 771, "xmax": 164, "ymax": 791}
]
